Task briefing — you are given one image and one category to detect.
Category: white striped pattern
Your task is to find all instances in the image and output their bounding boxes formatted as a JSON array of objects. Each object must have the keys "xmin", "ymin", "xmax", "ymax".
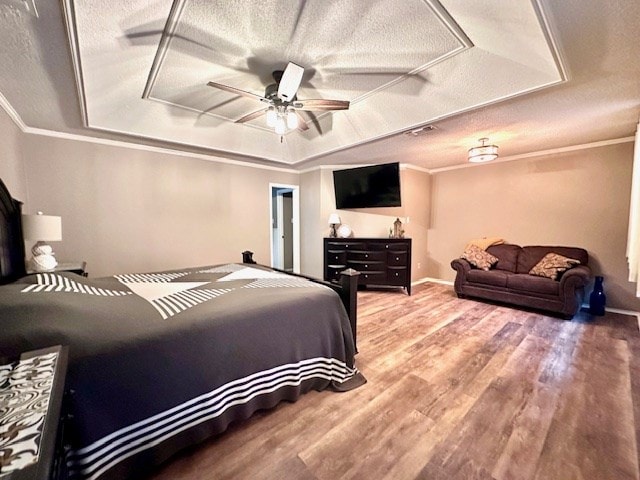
[
  {"xmin": 243, "ymin": 278, "xmax": 329, "ymax": 289},
  {"xmin": 197, "ymin": 264, "xmax": 243, "ymax": 274},
  {"xmin": 21, "ymin": 274, "xmax": 132, "ymax": 297},
  {"xmin": 67, "ymin": 357, "xmax": 358, "ymax": 480},
  {"xmin": 114, "ymin": 272, "xmax": 190, "ymax": 283},
  {"xmin": 150, "ymin": 288, "xmax": 232, "ymax": 320}
]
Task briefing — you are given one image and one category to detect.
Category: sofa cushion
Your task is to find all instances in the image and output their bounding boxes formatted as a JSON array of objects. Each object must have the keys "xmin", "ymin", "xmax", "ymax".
[
  {"xmin": 516, "ymin": 246, "xmax": 589, "ymax": 274},
  {"xmin": 486, "ymin": 244, "xmax": 521, "ymax": 273},
  {"xmin": 461, "ymin": 245, "xmax": 498, "ymax": 271},
  {"xmin": 507, "ymin": 273, "xmax": 560, "ymax": 296},
  {"xmin": 467, "ymin": 269, "xmax": 509, "ymax": 288},
  {"xmin": 529, "ymin": 253, "xmax": 581, "ymax": 280}
]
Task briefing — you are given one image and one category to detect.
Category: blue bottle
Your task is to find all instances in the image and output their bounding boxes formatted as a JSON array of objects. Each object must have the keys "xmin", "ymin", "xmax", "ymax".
[{"xmin": 589, "ymin": 276, "xmax": 606, "ymax": 316}]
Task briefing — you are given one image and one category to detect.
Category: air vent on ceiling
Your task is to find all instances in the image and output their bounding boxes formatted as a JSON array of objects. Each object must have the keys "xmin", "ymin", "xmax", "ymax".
[{"xmin": 404, "ymin": 125, "xmax": 436, "ymax": 137}]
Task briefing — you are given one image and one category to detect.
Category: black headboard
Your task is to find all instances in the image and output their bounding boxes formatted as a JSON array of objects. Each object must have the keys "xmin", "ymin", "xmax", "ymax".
[{"xmin": 0, "ymin": 178, "xmax": 26, "ymax": 283}]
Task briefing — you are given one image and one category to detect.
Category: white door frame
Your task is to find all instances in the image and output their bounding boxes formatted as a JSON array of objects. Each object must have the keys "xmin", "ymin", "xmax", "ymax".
[
  {"xmin": 269, "ymin": 183, "xmax": 300, "ymax": 273},
  {"xmin": 275, "ymin": 193, "xmax": 285, "ymax": 269}
]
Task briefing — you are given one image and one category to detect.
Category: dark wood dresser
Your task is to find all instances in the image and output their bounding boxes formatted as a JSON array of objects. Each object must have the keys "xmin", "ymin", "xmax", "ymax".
[{"xmin": 324, "ymin": 237, "xmax": 412, "ymax": 295}]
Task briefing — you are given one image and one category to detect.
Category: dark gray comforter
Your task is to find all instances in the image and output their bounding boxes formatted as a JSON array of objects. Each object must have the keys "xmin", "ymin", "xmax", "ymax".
[{"xmin": 0, "ymin": 263, "xmax": 363, "ymax": 479}]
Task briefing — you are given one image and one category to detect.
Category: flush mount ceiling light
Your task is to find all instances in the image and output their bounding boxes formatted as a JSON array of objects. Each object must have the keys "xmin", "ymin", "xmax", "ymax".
[{"xmin": 468, "ymin": 137, "xmax": 499, "ymax": 163}]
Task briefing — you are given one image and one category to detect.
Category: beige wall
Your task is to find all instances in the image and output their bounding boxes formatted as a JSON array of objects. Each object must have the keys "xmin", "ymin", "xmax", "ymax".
[
  {"xmin": 0, "ymin": 107, "xmax": 27, "ymax": 202},
  {"xmin": 299, "ymin": 169, "xmax": 323, "ymax": 276},
  {"xmin": 427, "ymin": 142, "xmax": 640, "ymax": 311},
  {"xmin": 20, "ymin": 135, "xmax": 297, "ymax": 276},
  {"xmin": 300, "ymin": 166, "xmax": 431, "ymax": 281},
  {"xmin": 3, "ymin": 104, "xmax": 638, "ymax": 311}
]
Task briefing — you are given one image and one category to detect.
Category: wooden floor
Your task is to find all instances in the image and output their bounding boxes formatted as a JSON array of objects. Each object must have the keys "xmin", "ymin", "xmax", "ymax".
[{"xmin": 149, "ymin": 283, "xmax": 640, "ymax": 480}]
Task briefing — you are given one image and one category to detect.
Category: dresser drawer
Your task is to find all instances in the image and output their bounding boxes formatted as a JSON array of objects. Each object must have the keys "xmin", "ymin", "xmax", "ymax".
[
  {"xmin": 368, "ymin": 241, "xmax": 409, "ymax": 252},
  {"xmin": 349, "ymin": 250, "xmax": 386, "ymax": 262},
  {"xmin": 326, "ymin": 266, "xmax": 345, "ymax": 282},
  {"xmin": 348, "ymin": 260, "xmax": 385, "ymax": 272},
  {"xmin": 358, "ymin": 271, "xmax": 388, "ymax": 284},
  {"xmin": 388, "ymin": 251, "xmax": 408, "ymax": 266},
  {"xmin": 327, "ymin": 250, "xmax": 347, "ymax": 264},
  {"xmin": 328, "ymin": 241, "xmax": 367, "ymax": 250},
  {"xmin": 388, "ymin": 266, "xmax": 407, "ymax": 285}
]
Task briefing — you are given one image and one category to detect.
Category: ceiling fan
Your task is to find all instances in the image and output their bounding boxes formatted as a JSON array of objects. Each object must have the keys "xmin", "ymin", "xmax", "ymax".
[{"xmin": 207, "ymin": 62, "xmax": 350, "ymax": 135}]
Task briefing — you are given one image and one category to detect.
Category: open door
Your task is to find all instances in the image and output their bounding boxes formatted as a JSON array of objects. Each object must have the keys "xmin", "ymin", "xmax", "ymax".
[{"xmin": 269, "ymin": 184, "xmax": 300, "ymax": 273}]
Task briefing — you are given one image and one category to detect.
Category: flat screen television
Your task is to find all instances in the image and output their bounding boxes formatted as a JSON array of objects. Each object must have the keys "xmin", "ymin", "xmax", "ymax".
[{"xmin": 333, "ymin": 162, "xmax": 401, "ymax": 209}]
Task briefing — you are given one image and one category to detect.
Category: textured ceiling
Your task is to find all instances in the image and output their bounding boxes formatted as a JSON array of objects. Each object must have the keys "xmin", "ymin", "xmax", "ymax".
[{"xmin": 0, "ymin": 0, "xmax": 638, "ymax": 170}]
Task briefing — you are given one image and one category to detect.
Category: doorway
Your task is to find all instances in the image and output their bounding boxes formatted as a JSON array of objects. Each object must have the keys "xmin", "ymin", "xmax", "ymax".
[{"xmin": 269, "ymin": 184, "xmax": 300, "ymax": 273}]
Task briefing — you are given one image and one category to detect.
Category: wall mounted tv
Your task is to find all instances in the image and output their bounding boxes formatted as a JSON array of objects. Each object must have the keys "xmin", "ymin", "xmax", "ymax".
[{"xmin": 333, "ymin": 162, "xmax": 401, "ymax": 209}]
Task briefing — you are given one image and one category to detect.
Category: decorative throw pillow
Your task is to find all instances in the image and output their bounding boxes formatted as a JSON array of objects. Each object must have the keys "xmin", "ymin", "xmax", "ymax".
[
  {"xmin": 529, "ymin": 253, "xmax": 580, "ymax": 280},
  {"xmin": 461, "ymin": 244, "xmax": 499, "ymax": 271}
]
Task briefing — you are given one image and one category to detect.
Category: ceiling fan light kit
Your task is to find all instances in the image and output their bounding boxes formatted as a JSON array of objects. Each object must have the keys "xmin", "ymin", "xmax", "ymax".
[
  {"xmin": 207, "ymin": 62, "xmax": 349, "ymax": 136},
  {"xmin": 468, "ymin": 137, "xmax": 499, "ymax": 163}
]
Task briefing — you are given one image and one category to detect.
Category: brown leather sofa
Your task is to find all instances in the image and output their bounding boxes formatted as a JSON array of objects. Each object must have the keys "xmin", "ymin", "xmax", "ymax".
[{"xmin": 451, "ymin": 244, "xmax": 592, "ymax": 318}]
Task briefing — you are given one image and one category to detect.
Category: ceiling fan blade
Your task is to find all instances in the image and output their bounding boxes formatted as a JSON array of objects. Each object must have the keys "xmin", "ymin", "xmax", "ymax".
[
  {"xmin": 295, "ymin": 111, "xmax": 309, "ymax": 131},
  {"xmin": 236, "ymin": 109, "xmax": 267, "ymax": 124},
  {"xmin": 277, "ymin": 62, "xmax": 304, "ymax": 102},
  {"xmin": 292, "ymin": 99, "xmax": 350, "ymax": 111},
  {"xmin": 207, "ymin": 81, "xmax": 270, "ymax": 103}
]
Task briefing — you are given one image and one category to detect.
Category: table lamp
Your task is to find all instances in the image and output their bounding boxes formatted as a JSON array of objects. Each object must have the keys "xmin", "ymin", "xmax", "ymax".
[
  {"xmin": 328, "ymin": 213, "xmax": 341, "ymax": 238},
  {"xmin": 22, "ymin": 212, "xmax": 62, "ymax": 272}
]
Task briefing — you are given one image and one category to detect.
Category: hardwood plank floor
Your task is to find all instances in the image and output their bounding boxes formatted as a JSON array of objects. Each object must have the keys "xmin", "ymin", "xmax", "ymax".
[{"xmin": 148, "ymin": 283, "xmax": 640, "ymax": 480}]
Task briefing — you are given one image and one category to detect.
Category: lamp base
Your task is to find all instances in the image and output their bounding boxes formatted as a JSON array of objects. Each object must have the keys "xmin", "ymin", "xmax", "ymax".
[
  {"xmin": 30, "ymin": 254, "xmax": 58, "ymax": 272},
  {"xmin": 329, "ymin": 224, "xmax": 337, "ymax": 238},
  {"xmin": 30, "ymin": 242, "xmax": 58, "ymax": 272}
]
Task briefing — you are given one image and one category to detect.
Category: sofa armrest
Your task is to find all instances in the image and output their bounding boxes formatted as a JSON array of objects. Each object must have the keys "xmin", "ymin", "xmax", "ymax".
[
  {"xmin": 559, "ymin": 265, "xmax": 592, "ymax": 292},
  {"xmin": 558, "ymin": 265, "xmax": 592, "ymax": 317},
  {"xmin": 451, "ymin": 258, "xmax": 472, "ymax": 295}
]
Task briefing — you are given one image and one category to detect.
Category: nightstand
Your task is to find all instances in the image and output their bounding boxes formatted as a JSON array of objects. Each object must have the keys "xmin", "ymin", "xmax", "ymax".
[
  {"xmin": 27, "ymin": 261, "xmax": 87, "ymax": 277},
  {"xmin": 0, "ymin": 346, "xmax": 68, "ymax": 480}
]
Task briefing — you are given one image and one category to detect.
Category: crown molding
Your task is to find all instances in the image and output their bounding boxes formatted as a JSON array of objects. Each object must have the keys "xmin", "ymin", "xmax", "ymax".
[
  {"xmin": 1, "ymin": 89, "xmax": 634, "ymax": 177},
  {"xmin": 0, "ymin": 96, "xmax": 297, "ymax": 174}
]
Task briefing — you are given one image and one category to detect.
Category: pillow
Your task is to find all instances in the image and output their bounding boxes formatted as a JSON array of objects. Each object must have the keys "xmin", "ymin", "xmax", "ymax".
[
  {"xmin": 529, "ymin": 253, "xmax": 581, "ymax": 280},
  {"xmin": 461, "ymin": 244, "xmax": 499, "ymax": 271}
]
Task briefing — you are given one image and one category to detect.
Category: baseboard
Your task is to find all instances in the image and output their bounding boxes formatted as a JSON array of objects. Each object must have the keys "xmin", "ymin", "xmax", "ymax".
[
  {"xmin": 413, "ymin": 288, "xmax": 640, "ymax": 328},
  {"xmin": 412, "ymin": 277, "xmax": 454, "ymax": 287},
  {"xmin": 581, "ymin": 303, "xmax": 640, "ymax": 328}
]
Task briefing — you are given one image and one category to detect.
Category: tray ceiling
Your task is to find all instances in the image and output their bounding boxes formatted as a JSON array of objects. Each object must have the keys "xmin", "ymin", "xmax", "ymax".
[
  {"xmin": 68, "ymin": 0, "xmax": 564, "ymax": 165},
  {"xmin": 1, "ymin": 0, "xmax": 638, "ymax": 170}
]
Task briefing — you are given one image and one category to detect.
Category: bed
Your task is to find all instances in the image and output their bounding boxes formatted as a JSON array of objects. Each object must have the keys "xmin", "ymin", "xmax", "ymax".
[{"xmin": 0, "ymin": 178, "xmax": 365, "ymax": 480}]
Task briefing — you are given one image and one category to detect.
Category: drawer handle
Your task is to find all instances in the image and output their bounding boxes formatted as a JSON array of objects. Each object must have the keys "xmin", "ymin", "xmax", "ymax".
[
  {"xmin": 365, "ymin": 254, "xmax": 368, "ymax": 258},
  {"xmin": 395, "ymin": 272, "xmax": 399, "ymax": 276},
  {"xmin": 386, "ymin": 245, "xmax": 389, "ymax": 248},
  {"xmin": 346, "ymin": 244, "xmax": 349, "ymax": 248},
  {"xmin": 365, "ymin": 265, "xmax": 368, "ymax": 268},
  {"xmin": 396, "ymin": 257, "xmax": 399, "ymax": 261}
]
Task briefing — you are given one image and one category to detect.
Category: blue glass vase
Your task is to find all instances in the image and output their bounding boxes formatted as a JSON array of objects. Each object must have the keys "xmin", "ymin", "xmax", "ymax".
[{"xmin": 589, "ymin": 276, "xmax": 606, "ymax": 316}]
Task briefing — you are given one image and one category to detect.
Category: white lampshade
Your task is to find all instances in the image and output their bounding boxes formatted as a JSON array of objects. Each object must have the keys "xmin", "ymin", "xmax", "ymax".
[
  {"xmin": 274, "ymin": 117, "xmax": 286, "ymax": 135},
  {"xmin": 328, "ymin": 213, "xmax": 341, "ymax": 225},
  {"xmin": 266, "ymin": 107, "xmax": 277, "ymax": 127},
  {"xmin": 286, "ymin": 109, "xmax": 298, "ymax": 129},
  {"xmin": 22, "ymin": 212, "xmax": 62, "ymax": 241}
]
